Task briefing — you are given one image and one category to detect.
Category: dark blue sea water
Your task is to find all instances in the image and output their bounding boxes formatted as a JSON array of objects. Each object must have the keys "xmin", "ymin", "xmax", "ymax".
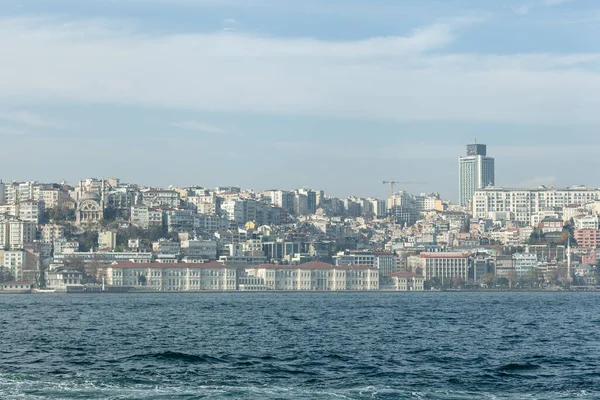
[{"xmin": 1, "ymin": 292, "xmax": 599, "ymax": 399}]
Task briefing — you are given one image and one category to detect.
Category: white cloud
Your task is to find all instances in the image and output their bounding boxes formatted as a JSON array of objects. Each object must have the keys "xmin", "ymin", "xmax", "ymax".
[
  {"xmin": 513, "ymin": 5, "xmax": 531, "ymax": 15},
  {"xmin": 0, "ymin": 110, "xmax": 52, "ymax": 127},
  {"xmin": 0, "ymin": 127, "xmax": 26, "ymax": 136},
  {"xmin": 0, "ymin": 16, "xmax": 600, "ymax": 124},
  {"xmin": 223, "ymin": 18, "xmax": 238, "ymax": 25},
  {"xmin": 542, "ymin": 0, "xmax": 574, "ymax": 5},
  {"xmin": 518, "ymin": 176, "xmax": 557, "ymax": 188},
  {"xmin": 172, "ymin": 121, "xmax": 225, "ymax": 133}
]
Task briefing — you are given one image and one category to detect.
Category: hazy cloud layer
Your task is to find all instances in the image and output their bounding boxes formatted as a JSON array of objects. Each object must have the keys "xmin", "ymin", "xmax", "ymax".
[{"xmin": 0, "ymin": 17, "xmax": 599, "ymax": 124}]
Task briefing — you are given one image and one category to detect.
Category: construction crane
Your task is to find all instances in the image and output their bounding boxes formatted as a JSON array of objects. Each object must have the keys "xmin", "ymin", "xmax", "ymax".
[
  {"xmin": 382, "ymin": 181, "xmax": 426, "ymax": 205},
  {"xmin": 382, "ymin": 181, "xmax": 426, "ymax": 224}
]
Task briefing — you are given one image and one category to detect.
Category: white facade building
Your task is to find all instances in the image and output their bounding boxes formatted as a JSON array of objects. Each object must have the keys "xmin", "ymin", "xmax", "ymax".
[
  {"xmin": 152, "ymin": 239, "xmax": 181, "ymax": 254},
  {"xmin": 419, "ymin": 252, "xmax": 472, "ymax": 283},
  {"xmin": 130, "ymin": 205, "xmax": 163, "ymax": 229},
  {"xmin": 333, "ymin": 251, "xmax": 398, "ymax": 277},
  {"xmin": 459, "ymin": 143, "xmax": 495, "ymax": 206},
  {"xmin": 181, "ymin": 239, "xmax": 218, "ymax": 259},
  {"xmin": 245, "ymin": 261, "xmax": 379, "ymax": 291},
  {"xmin": 473, "ymin": 186, "xmax": 600, "ymax": 226},
  {"xmin": 105, "ymin": 261, "xmax": 237, "ymax": 291},
  {"xmin": 0, "ymin": 220, "xmax": 37, "ymax": 250},
  {"xmin": 140, "ymin": 189, "xmax": 180, "ymax": 208},
  {"xmin": 2, "ymin": 250, "xmax": 25, "ymax": 280},
  {"xmin": 383, "ymin": 272, "xmax": 425, "ymax": 291}
]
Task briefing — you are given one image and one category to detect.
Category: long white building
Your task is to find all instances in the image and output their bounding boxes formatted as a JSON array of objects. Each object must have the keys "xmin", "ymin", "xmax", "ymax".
[
  {"xmin": 245, "ymin": 261, "xmax": 379, "ymax": 291},
  {"xmin": 105, "ymin": 261, "xmax": 237, "ymax": 291},
  {"xmin": 473, "ymin": 186, "xmax": 600, "ymax": 225}
]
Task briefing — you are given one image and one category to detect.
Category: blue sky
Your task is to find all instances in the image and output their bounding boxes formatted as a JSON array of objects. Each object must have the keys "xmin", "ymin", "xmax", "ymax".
[{"xmin": 1, "ymin": 0, "xmax": 599, "ymax": 201}]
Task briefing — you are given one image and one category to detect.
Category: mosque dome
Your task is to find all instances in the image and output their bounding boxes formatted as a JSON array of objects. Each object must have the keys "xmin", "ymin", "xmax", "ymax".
[{"xmin": 80, "ymin": 191, "xmax": 101, "ymax": 202}]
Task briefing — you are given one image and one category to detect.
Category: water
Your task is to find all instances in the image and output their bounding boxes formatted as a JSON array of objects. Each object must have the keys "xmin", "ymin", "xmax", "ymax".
[{"xmin": 1, "ymin": 292, "xmax": 599, "ymax": 399}]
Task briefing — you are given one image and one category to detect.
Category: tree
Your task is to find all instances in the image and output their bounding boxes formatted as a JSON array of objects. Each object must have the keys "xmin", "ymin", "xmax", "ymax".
[
  {"xmin": 425, "ymin": 277, "xmax": 442, "ymax": 290},
  {"xmin": 528, "ymin": 229, "xmax": 546, "ymax": 245},
  {"xmin": 482, "ymin": 273, "xmax": 495, "ymax": 286},
  {"xmin": 48, "ymin": 206, "xmax": 76, "ymax": 223},
  {"xmin": 0, "ymin": 267, "xmax": 15, "ymax": 283},
  {"xmin": 63, "ymin": 256, "xmax": 85, "ymax": 272},
  {"xmin": 85, "ymin": 255, "xmax": 105, "ymax": 284},
  {"xmin": 138, "ymin": 275, "xmax": 147, "ymax": 286},
  {"xmin": 78, "ymin": 231, "xmax": 99, "ymax": 252},
  {"xmin": 496, "ymin": 277, "xmax": 510, "ymax": 288}
]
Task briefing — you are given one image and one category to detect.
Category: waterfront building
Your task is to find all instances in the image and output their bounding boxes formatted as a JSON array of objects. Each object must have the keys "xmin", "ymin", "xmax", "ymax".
[
  {"xmin": 383, "ymin": 272, "xmax": 425, "ymax": 291},
  {"xmin": 2, "ymin": 250, "xmax": 25, "ymax": 280},
  {"xmin": 46, "ymin": 268, "xmax": 84, "ymax": 290},
  {"xmin": 459, "ymin": 141, "xmax": 495, "ymax": 206},
  {"xmin": 419, "ymin": 252, "xmax": 472, "ymax": 283},
  {"xmin": 1, "ymin": 281, "xmax": 31, "ymax": 292},
  {"xmin": 105, "ymin": 261, "xmax": 237, "ymax": 291},
  {"xmin": 513, "ymin": 253, "xmax": 538, "ymax": 278},
  {"xmin": 238, "ymin": 275, "xmax": 267, "ymax": 291},
  {"xmin": 244, "ymin": 261, "xmax": 379, "ymax": 291}
]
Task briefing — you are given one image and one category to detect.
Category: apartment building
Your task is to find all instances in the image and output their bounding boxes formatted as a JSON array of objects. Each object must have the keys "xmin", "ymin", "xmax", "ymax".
[
  {"xmin": 473, "ymin": 186, "xmax": 600, "ymax": 226},
  {"xmin": 0, "ymin": 220, "xmax": 37, "ymax": 250}
]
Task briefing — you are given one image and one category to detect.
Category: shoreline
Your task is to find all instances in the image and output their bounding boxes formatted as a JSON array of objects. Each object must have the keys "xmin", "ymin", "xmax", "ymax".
[{"xmin": 2, "ymin": 289, "xmax": 599, "ymax": 294}]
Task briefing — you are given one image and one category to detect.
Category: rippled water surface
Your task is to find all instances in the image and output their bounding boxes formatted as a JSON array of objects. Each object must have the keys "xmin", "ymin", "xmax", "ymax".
[{"xmin": 1, "ymin": 292, "xmax": 599, "ymax": 399}]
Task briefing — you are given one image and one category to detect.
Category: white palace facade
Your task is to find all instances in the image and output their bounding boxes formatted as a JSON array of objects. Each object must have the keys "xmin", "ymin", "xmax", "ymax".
[
  {"xmin": 105, "ymin": 261, "xmax": 237, "ymax": 291},
  {"xmin": 105, "ymin": 261, "xmax": 381, "ymax": 291},
  {"xmin": 244, "ymin": 261, "xmax": 379, "ymax": 291}
]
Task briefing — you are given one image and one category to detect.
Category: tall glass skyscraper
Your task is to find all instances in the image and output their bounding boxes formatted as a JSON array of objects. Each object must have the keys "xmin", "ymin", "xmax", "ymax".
[{"xmin": 459, "ymin": 142, "xmax": 495, "ymax": 206}]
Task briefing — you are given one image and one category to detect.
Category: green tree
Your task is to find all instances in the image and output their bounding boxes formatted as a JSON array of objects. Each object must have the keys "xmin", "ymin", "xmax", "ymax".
[
  {"xmin": 0, "ymin": 267, "xmax": 15, "ymax": 283},
  {"xmin": 138, "ymin": 275, "xmax": 147, "ymax": 286},
  {"xmin": 496, "ymin": 277, "xmax": 510, "ymax": 288},
  {"xmin": 78, "ymin": 231, "xmax": 99, "ymax": 252}
]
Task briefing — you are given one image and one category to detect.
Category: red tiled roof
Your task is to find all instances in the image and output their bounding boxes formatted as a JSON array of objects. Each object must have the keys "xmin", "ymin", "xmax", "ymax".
[
  {"xmin": 249, "ymin": 262, "xmax": 377, "ymax": 270},
  {"xmin": 420, "ymin": 253, "xmax": 471, "ymax": 259},
  {"xmin": 110, "ymin": 261, "xmax": 233, "ymax": 269},
  {"xmin": 386, "ymin": 272, "xmax": 423, "ymax": 278}
]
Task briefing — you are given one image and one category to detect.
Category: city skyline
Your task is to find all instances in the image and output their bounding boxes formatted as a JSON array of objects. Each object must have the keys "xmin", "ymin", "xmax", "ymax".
[{"xmin": 1, "ymin": 1, "xmax": 600, "ymax": 199}]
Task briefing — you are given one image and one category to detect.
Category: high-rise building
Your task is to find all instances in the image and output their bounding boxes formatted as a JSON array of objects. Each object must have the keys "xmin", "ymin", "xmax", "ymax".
[{"xmin": 459, "ymin": 141, "xmax": 495, "ymax": 206}]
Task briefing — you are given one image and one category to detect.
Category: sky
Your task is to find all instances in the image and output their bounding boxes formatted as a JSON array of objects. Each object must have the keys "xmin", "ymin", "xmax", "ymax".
[{"xmin": 1, "ymin": 0, "xmax": 600, "ymax": 201}]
